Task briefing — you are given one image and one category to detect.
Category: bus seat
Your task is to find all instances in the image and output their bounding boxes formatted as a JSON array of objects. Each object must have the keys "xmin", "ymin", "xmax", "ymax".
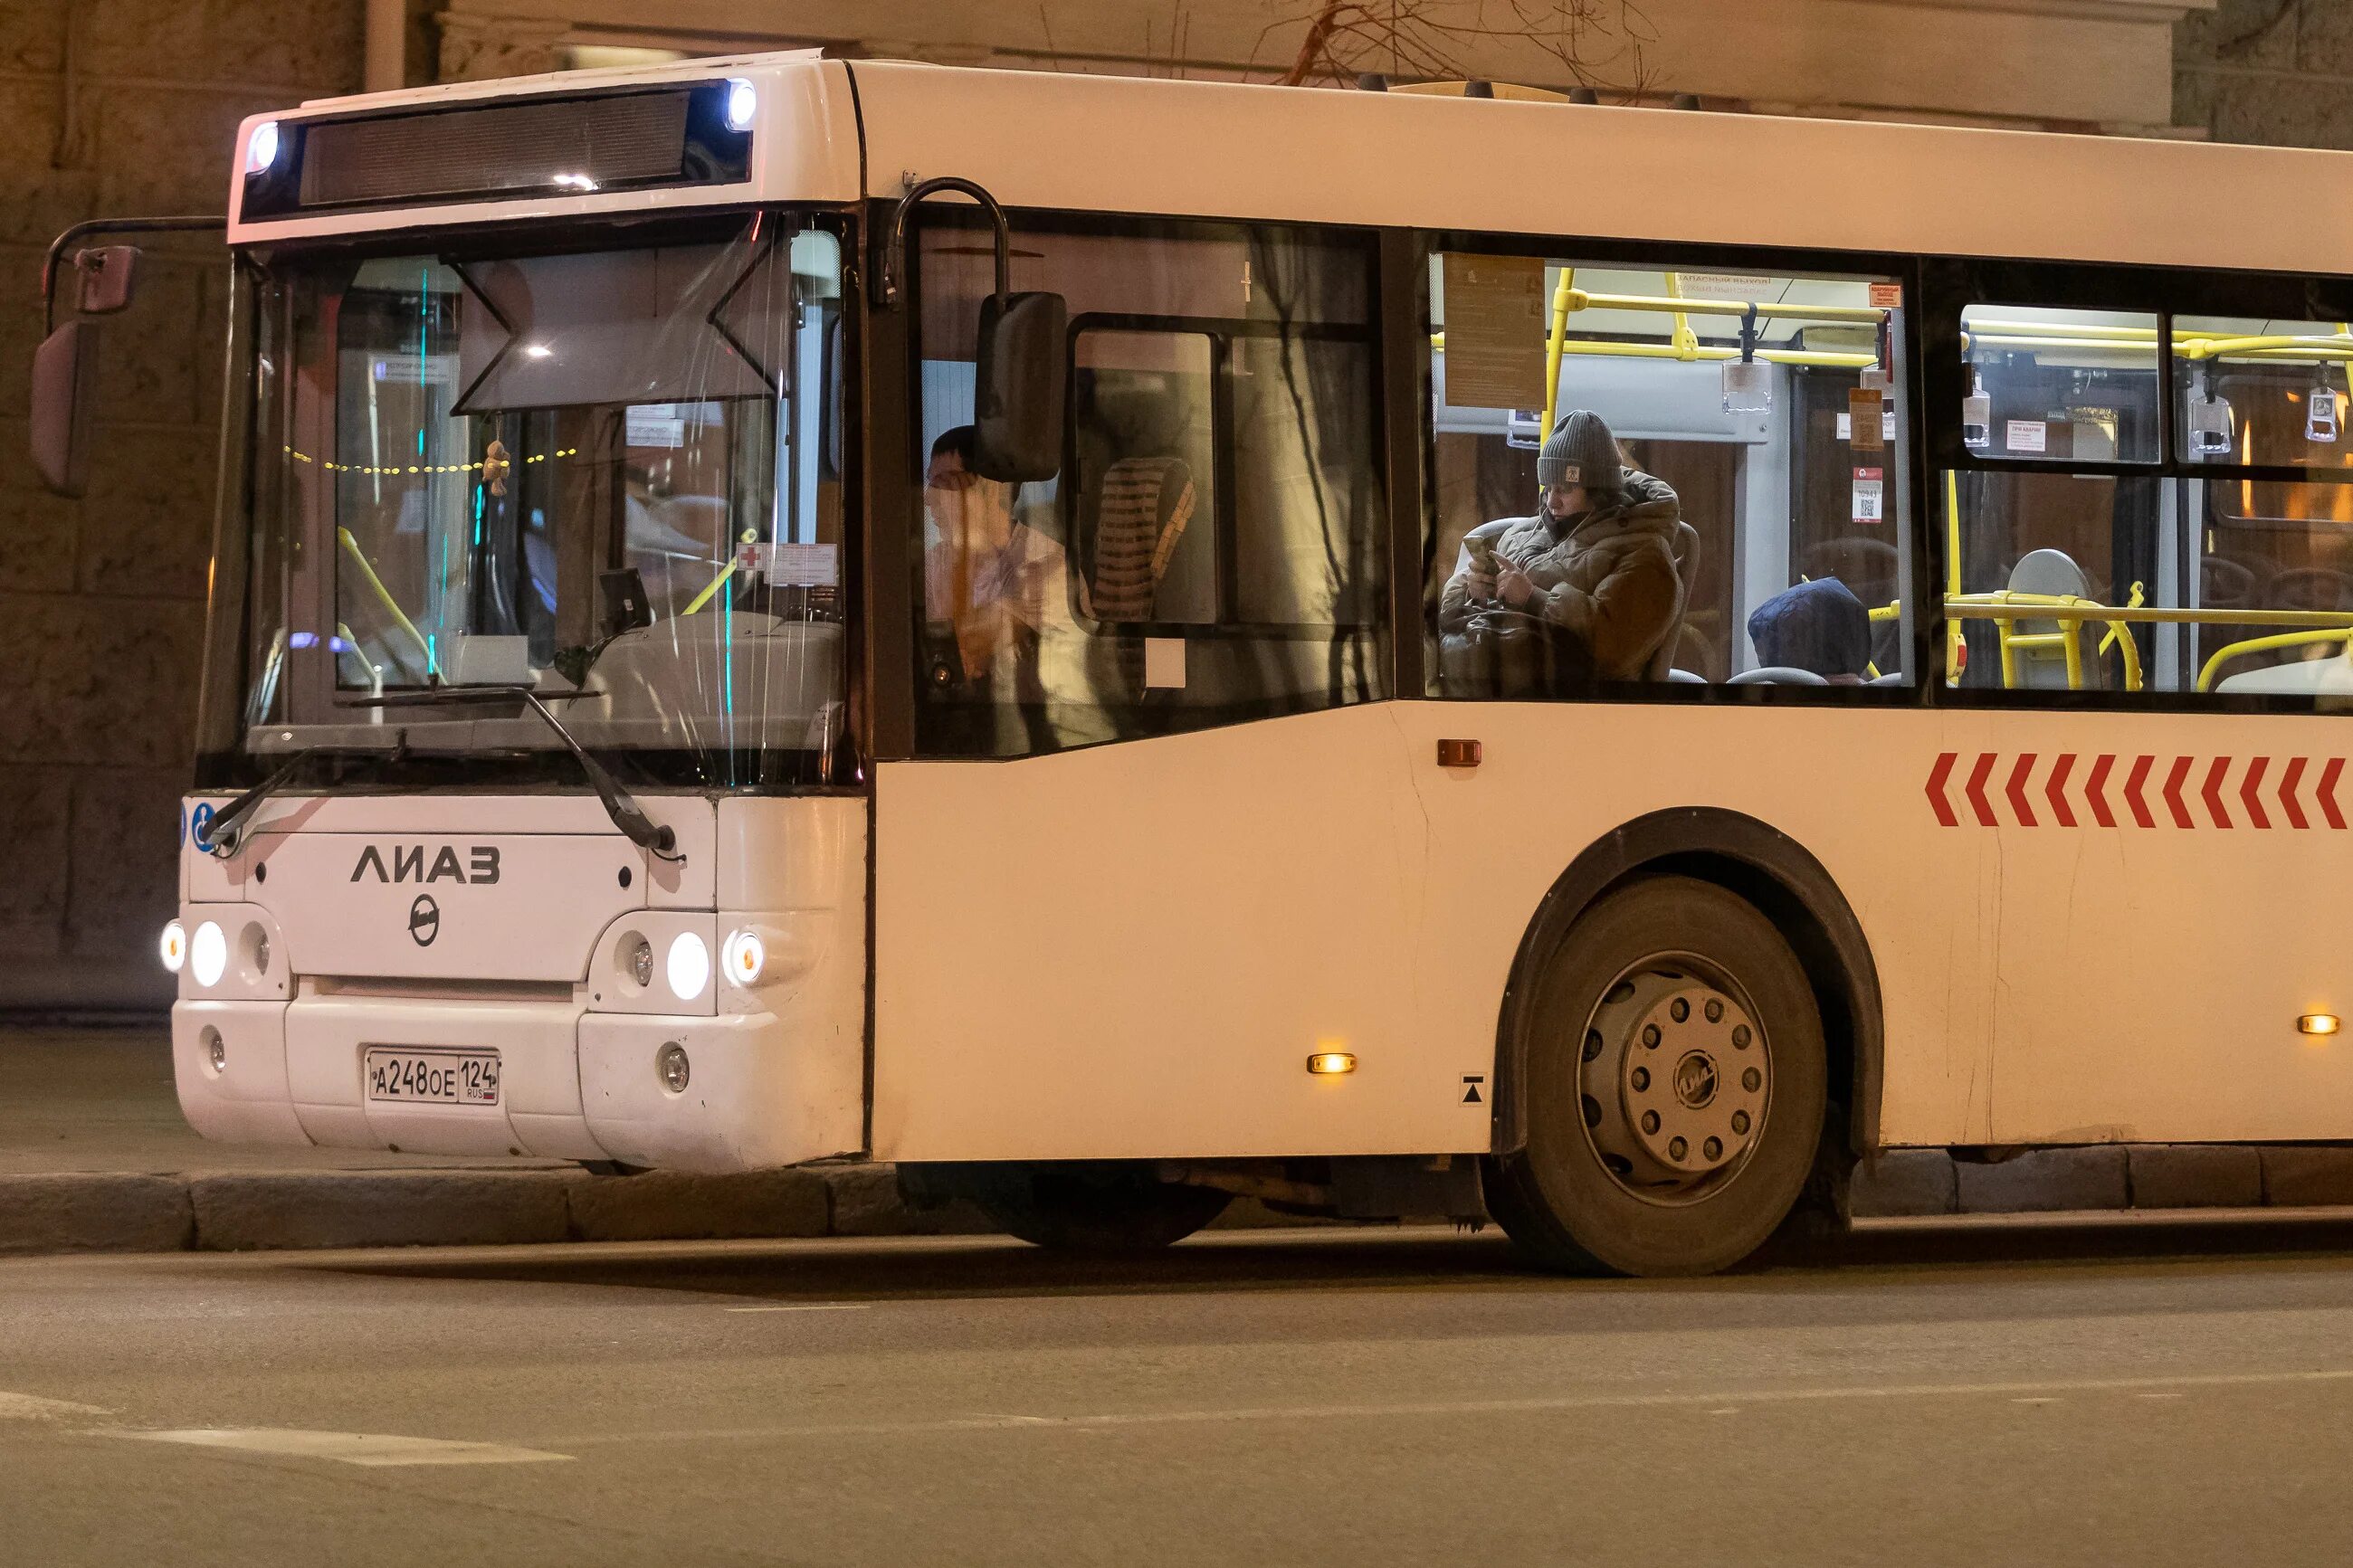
[
  {"xmin": 1665, "ymin": 668, "xmax": 1708, "ymax": 684},
  {"xmin": 1089, "ymin": 455, "xmax": 1197, "ymax": 622},
  {"xmin": 2005, "ymin": 547, "xmax": 2100, "ymax": 689},
  {"xmin": 1866, "ymin": 670, "xmax": 1907, "ymax": 687},
  {"xmin": 1726, "ymin": 666, "xmax": 1830, "ymax": 685},
  {"xmin": 1644, "ymin": 520, "xmax": 1701, "ymax": 681}
]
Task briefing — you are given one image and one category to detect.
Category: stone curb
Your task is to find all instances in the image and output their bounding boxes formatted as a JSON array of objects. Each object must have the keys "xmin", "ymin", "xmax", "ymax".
[
  {"xmin": 12, "ymin": 1149, "xmax": 2353, "ymax": 1256},
  {"xmin": 0, "ymin": 1174, "xmax": 194, "ymax": 1254}
]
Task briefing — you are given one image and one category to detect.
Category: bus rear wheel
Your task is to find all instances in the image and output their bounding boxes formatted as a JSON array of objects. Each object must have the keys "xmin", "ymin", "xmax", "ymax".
[
  {"xmin": 967, "ymin": 1163, "xmax": 1233, "ymax": 1254},
  {"xmin": 1485, "ymin": 875, "xmax": 1827, "ymax": 1278}
]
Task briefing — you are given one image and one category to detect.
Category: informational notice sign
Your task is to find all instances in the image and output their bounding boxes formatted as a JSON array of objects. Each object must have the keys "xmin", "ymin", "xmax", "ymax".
[
  {"xmin": 1847, "ymin": 389, "xmax": 1885, "ymax": 452},
  {"xmin": 1441, "ymin": 253, "xmax": 1548, "ymax": 411},
  {"xmin": 1853, "ymin": 467, "xmax": 1885, "ymax": 525}
]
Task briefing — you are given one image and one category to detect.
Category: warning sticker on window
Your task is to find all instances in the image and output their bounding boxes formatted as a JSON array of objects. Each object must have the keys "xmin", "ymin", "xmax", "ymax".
[
  {"xmin": 1869, "ymin": 282, "xmax": 1902, "ymax": 310},
  {"xmin": 2005, "ymin": 419, "xmax": 2049, "ymax": 454},
  {"xmin": 1848, "ymin": 389, "xmax": 1885, "ymax": 452}
]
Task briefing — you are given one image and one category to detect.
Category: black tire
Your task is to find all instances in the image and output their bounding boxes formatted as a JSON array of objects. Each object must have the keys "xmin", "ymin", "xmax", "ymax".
[
  {"xmin": 965, "ymin": 1163, "xmax": 1233, "ymax": 1254},
  {"xmin": 1484, "ymin": 875, "xmax": 1828, "ymax": 1278}
]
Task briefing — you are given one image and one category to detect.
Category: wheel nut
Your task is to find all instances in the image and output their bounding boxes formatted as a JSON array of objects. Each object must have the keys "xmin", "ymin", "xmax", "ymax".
[
  {"xmin": 1641, "ymin": 1110, "xmax": 1660, "ymax": 1135},
  {"xmin": 1733, "ymin": 1025, "xmax": 1751, "ymax": 1049},
  {"xmin": 1705, "ymin": 998, "xmax": 1723, "ymax": 1022},
  {"xmin": 1732, "ymin": 1109, "xmax": 1751, "ymax": 1135},
  {"xmin": 1669, "ymin": 1136, "xmax": 1688, "ymax": 1160},
  {"xmin": 1642, "ymin": 1024, "xmax": 1661, "ymax": 1049},
  {"xmin": 1742, "ymin": 1067, "xmax": 1761, "ymax": 1092},
  {"xmin": 1631, "ymin": 1066, "xmax": 1650, "ymax": 1091},
  {"xmin": 1704, "ymin": 1136, "xmax": 1722, "ymax": 1160},
  {"xmin": 1671, "ymin": 998, "xmax": 1690, "ymax": 1022}
]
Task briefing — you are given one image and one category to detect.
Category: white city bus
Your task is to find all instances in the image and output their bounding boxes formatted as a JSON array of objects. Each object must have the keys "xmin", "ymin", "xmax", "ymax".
[{"xmin": 41, "ymin": 52, "xmax": 2353, "ymax": 1274}]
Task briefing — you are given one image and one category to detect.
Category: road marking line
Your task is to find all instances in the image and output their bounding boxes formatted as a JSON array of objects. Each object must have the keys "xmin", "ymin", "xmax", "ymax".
[
  {"xmin": 552, "ymin": 1367, "xmax": 2353, "ymax": 1448},
  {"xmin": 723, "ymin": 1304, "xmax": 874, "ymax": 1314},
  {"xmin": 0, "ymin": 1391, "xmax": 114, "ymax": 1421},
  {"xmin": 129, "ymin": 1429, "xmax": 572, "ymax": 1467}
]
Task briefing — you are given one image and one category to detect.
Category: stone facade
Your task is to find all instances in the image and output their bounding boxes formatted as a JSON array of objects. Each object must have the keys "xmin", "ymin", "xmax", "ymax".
[
  {"xmin": 2177, "ymin": 0, "xmax": 2353, "ymax": 148},
  {"xmin": 0, "ymin": 2, "xmax": 366, "ymax": 1012}
]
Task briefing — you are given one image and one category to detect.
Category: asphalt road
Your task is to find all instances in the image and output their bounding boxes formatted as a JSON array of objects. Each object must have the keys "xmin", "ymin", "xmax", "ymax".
[{"xmin": 7, "ymin": 1222, "xmax": 2353, "ymax": 1567}]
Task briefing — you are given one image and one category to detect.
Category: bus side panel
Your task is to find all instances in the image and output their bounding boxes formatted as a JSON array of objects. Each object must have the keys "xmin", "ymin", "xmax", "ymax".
[{"xmin": 873, "ymin": 700, "xmax": 2353, "ymax": 1164}]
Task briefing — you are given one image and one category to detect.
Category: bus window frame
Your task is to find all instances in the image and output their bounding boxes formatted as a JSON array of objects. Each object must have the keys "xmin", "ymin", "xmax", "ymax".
[
  {"xmin": 1421, "ymin": 226, "xmax": 1939, "ymax": 707},
  {"xmin": 1920, "ymin": 254, "xmax": 2353, "ymax": 717}
]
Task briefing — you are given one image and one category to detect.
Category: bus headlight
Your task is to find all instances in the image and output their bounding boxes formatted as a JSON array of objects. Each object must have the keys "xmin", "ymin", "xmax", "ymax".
[
  {"xmin": 189, "ymin": 921, "xmax": 228, "ymax": 989},
  {"xmin": 723, "ymin": 78, "xmax": 757, "ymax": 133},
  {"xmin": 160, "ymin": 919, "xmax": 186, "ymax": 974},
  {"xmin": 244, "ymin": 119, "xmax": 281, "ymax": 176},
  {"xmin": 666, "ymin": 931, "xmax": 710, "ymax": 1002},
  {"xmin": 723, "ymin": 928, "xmax": 767, "ymax": 987}
]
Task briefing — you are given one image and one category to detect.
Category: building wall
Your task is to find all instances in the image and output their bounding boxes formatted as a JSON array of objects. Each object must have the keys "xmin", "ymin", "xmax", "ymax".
[
  {"xmin": 0, "ymin": 3, "xmax": 366, "ymax": 1012},
  {"xmin": 2176, "ymin": 0, "xmax": 2353, "ymax": 148}
]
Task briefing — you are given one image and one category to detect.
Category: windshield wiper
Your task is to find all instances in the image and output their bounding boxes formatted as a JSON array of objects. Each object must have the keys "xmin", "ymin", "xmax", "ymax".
[
  {"xmin": 200, "ymin": 747, "xmax": 321, "ymax": 857},
  {"xmin": 345, "ymin": 686, "xmax": 681, "ymax": 860}
]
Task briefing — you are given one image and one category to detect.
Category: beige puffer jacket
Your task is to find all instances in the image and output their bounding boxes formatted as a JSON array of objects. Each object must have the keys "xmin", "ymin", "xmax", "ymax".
[{"xmin": 1437, "ymin": 470, "xmax": 1683, "ymax": 681}]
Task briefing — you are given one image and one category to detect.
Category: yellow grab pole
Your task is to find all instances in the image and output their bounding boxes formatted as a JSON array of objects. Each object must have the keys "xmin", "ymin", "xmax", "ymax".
[{"xmin": 1541, "ymin": 266, "xmax": 1574, "ymax": 442}]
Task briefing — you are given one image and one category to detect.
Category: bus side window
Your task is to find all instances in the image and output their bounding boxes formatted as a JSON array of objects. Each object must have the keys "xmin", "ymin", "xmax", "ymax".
[
  {"xmin": 913, "ymin": 214, "xmax": 1386, "ymax": 758},
  {"xmin": 1947, "ymin": 299, "xmax": 2353, "ymax": 698},
  {"xmin": 1427, "ymin": 252, "xmax": 1915, "ymax": 695}
]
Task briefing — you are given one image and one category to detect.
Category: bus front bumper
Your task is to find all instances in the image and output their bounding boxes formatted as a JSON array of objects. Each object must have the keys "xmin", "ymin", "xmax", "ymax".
[{"xmin": 171, "ymin": 994, "xmax": 863, "ymax": 1174}]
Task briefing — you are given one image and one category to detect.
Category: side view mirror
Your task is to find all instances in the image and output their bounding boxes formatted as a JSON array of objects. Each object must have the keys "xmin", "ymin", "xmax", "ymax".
[
  {"xmin": 28, "ymin": 217, "xmax": 224, "ymax": 499},
  {"xmin": 31, "ymin": 319, "xmax": 99, "ymax": 499},
  {"xmin": 972, "ymin": 290, "xmax": 1067, "ymax": 483},
  {"xmin": 881, "ymin": 176, "xmax": 1066, "ymax": 484}
]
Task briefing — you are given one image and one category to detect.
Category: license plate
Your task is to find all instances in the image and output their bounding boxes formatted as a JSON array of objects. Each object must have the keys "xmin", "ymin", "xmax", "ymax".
[{"xmin": 364, "ymin": 1048, "xmax": 500, "ymax": 1107}]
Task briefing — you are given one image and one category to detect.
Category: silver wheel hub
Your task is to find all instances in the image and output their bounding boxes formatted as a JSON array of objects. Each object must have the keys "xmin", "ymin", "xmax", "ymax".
[{"xmin": 1581, "ymin": 961, "xmax": 1771, "ymax": 1202}]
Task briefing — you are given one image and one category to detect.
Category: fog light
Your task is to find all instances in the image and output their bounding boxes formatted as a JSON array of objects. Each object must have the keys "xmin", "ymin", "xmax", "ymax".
[
  {"xmin": 724, "ymin": 928, "xmax": 767, "ymax": 987},
  {"xmin": 2301, "ymin": 1013, "xmax": 2340, "ymax": 1036},
  {"xmin": 189, "ymin": 921, "xmax": 227, "ymax": 989},
  {"xmin": 244, "ymin": 119, "xmax": 280, "ymax": 176},
  {"xmin": 666, "ymin": 932, "xmax": 710, "ymax": 1001},
  {"xmin": 624, "ymin": 935, "xmax": 654, "ymax": 990},
  {"xmin": 1307, "ymin": 1052, "xmax": 1357, "ymax": 1075},
  {"xmin": 205, "ymin": 1029, "xmax": 225, "ymax": 1074},
  {"xmin": 159, "ymin": 919, "xmax": 186, "ymax": 974},
  {"xmin": 723, "ymin": 77, "xmax": 757, "ymax": 133},
  {"xmin": 657, "ymin": 1041, "xmax": 691, "ymax": 1093}
]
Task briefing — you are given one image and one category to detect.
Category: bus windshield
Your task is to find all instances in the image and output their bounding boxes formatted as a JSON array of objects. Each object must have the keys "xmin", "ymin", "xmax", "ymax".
[{"xmin": 217, "ymin": 212, "xmax": 852, "ymax": 789}]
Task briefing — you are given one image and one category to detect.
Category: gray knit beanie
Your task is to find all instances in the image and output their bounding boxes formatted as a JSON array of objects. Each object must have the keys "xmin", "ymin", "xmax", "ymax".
[{"xmin": 1538, "ymin": 409, "xmax": 1624, "ymax": 494}]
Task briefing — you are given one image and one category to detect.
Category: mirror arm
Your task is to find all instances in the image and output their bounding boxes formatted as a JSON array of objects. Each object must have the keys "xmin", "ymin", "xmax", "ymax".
[
  {"xmin": 42, "ymin": 214, "xmax": 226, "ymax": 332},
  {"xmin": 879, "ymin": 176, "xmax": 1011, "ymax": 310}
]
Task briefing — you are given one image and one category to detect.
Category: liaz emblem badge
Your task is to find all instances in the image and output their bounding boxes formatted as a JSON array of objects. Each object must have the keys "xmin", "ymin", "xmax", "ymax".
[{"xmin": 408, "ymin": 894, "xmax": 440, "ymax": 946}]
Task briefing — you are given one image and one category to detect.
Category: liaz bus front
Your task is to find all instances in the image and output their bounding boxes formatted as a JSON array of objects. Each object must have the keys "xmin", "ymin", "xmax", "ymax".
[{"xmin": 148, "ymin": 55, "xmax": 883, "ymax": 1172}]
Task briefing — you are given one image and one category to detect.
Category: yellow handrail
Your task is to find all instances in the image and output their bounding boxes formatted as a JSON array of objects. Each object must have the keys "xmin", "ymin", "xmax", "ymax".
[
  {"xmin": 335, "ymin": 527, "xmax": 433, "ymax": 671},
  {"xmin": 1540, "ymin": 266, "xmax": 1574, "ymax": 442},
  {"xmin": 1431, "ymin": 333, "xmax": 1879, "ymax": 369},
  {"xmin": 2196, "ymin": 628, "xmax": 2353, "ymax": 692}
]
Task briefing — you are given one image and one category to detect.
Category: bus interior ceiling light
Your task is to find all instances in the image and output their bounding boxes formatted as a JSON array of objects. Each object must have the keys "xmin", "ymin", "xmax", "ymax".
[
  {"xmin": 724, "ymin": 77, "xmax": 757, "ymax": 134},
  {"xmin": 524, "ymin": 343, "xmax": 553, "ymax": 359},
  {"xmin": 244, "ymin": 119, "xmax": 280, "ymax": 176},
  {"xmin": 189, "ymin": 921, "xmax": 227, "ymax": 989},
  {"xmin": 666, "ymin": 931, "xmax": 710, "ymax": 1001},
  {"xmin": 159, "ymin": 918, "xmax": 186, "ymax": 974},
  {"xmin": 1307, "ymin": 1052, "xmax": 1358, "ymax": 1075},
  {"xmin": 2300, "ymin": 1013, "xmax": 2341, "ymax": 1037}
]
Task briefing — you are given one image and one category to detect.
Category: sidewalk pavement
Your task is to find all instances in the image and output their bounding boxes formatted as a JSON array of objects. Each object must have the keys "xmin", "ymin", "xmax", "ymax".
[{"xmin": 0, "ymin": 1025, "xmax": 999, "ymax": 1255}]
